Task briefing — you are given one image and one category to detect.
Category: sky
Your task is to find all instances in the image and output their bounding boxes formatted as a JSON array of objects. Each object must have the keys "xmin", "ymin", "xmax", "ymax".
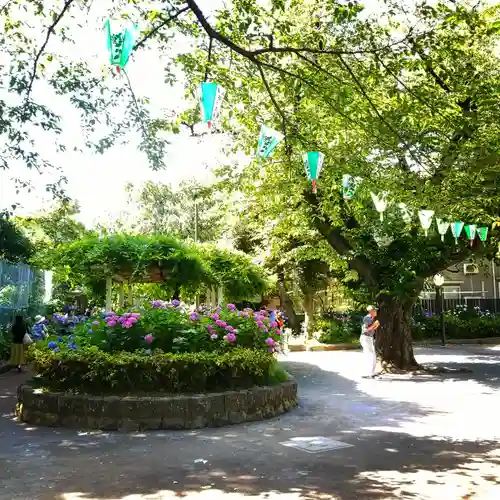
[{"xmin": 0, "ymin": 0, "xmax": 232, "ymax": 227}]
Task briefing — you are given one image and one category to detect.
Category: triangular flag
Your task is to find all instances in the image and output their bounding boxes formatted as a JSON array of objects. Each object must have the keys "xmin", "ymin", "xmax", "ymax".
[
  {"xmin": 371, "ymin": 192, "xmax": 389, "ymax": 222},
  {"xmin": 465, "ymin": 224, "xmax": 477, "ymax": 246},
  {"xmin": 342, "ymin": 174, "xmax": 362, "ymax": 200},
  {"xmin": 257, "ymin": 125, "xmax": 284, "ymax": 158},
  {"xmin": 477, "ymin": 226, "xmax": 488, "ymax": 244},
  {"xmin": 104, "ymin": 20, "xmax": 138, "ymax": 71},
  {"xmin": 418, "ymin": 210, "xmax": 435, "ymax": 237},
  {"xmin": 436, "ymin": 219, "xmax": 449, "ymax": 242},
  {"xmin": 303, "ymin": 152, "xmax": 325, "ymax": 193},
  {"xmin": 450, "ymin": 221, "xmax": 464, "ymax": 244},
  {"xmin": 199, "ymin": 82, "xmax": 226, "ymax": 129}
]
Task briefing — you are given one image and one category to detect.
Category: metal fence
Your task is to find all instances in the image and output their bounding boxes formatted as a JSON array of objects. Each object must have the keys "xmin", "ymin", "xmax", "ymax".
[
  {"xmin": 0, "ymin": 259, "xmax": 53, "ymax": 325},
  {"xmin": 416, "ymin": 298, "xmax": 500, "ymax": 315}
]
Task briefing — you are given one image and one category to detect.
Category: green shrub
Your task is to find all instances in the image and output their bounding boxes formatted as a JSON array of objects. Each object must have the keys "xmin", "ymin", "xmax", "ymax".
[
  {"xmin": 412, "ymin": 308, "xmax": 500, "ymax": 340},
  {"xmin": 26, "ymin": 345, "xmax": 281, "ymax": 394},
  {"xmin": 0, "ymin": 325, "xmax": 11, "ymax": 360},
  {"xmin": 317, "ymin": 313, "xmax": 361, "ymax": 344}
]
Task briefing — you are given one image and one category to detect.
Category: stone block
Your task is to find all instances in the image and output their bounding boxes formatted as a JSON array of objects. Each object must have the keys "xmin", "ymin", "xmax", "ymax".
[
  {"xmin": 224, "ymin": 390, "xmax": 250, "ymax": 424},
  {"xmin": 186, "ymin": 394, "xmax": 226, "ymax": 428},
  {"xmin": 157, "ymin": 396, "xmax": 189, "ymax": 429},
  {"xmin": 58, "ymin": 394, "xmax": 85, "ymax": 417}
]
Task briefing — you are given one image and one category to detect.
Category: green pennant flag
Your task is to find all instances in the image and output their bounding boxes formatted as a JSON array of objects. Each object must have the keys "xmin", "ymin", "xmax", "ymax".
[{"xmin": 477, "ymin": 226, "xmax": 488, "ymax": 244}]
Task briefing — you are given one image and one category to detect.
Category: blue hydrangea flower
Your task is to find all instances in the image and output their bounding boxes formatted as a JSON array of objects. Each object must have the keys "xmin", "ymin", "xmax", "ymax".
[
  {"xmin": 88, "ymin": 329, "xmax": 93, "ymax": 334},
  {"xmin": 48, "ymin": 341, "xmax": 57, "ymax": 350},
  {"xmin": 68, "ymin": 344, "xmax": 77, "ymax": 350},
  {"xmin": 57, "ymin": 337, "xmax": 63, "ymax": 342}
]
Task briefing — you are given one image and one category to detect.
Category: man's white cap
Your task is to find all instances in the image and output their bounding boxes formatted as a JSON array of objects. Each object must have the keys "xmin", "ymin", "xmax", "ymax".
[{"xmin": 366, "ymin": 305, "xmax": 377, "ymax": 312}]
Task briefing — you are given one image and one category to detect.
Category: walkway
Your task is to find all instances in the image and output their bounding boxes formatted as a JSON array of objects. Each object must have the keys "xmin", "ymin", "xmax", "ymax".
[{"xmin": 1, "ymin": 346, "xmax": 500, "ymax": 499}]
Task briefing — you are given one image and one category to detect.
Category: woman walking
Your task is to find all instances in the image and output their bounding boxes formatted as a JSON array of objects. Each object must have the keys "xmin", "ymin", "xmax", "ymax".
[{"xmin": 9, "ymin": 315, "xmax": 31, "ymax": 372}]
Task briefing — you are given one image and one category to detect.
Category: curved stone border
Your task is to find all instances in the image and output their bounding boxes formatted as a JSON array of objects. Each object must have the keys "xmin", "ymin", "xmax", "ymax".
[{"xmin": 16, "ymin": 378, "xmax": 298, "ymax": 431}]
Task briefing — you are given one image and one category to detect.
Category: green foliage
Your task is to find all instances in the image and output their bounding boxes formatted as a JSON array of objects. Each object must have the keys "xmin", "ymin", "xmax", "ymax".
[
  {"xmin": 0, "ymin": 214, "xmax": 33, "ymax": 263},
  {"xmin": 412, "ymin": 306, "xmax": 500, "ymax": 340},
  {"xmin": 131, "ymin": 180, "xmax": 228, "ymax": 243},
  {"xmin": 316, "ymin": 312, "xmax": 361, "ymax": 345},
  {"xmin": 27, "ymin": 346, "xmax": 280, "ymax": 394},
  {"xmin": 50, "ymin": 233, "xmax": 206, "ymax": 288},
  {"xmin": 0, "ymin": 326, "xmax": 12, "ymax": 360},
  {"xmin": 198, "ymin": 245, "xmax": 272, "ymax": 301}
]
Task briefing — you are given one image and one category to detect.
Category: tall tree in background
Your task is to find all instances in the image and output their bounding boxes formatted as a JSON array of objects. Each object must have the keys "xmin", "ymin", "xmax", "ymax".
[
  {"xmin": 132, "ymin": 180, "xmax": 227, "ymax": 243},
  {"xmin": 3, "ymin": 0, "xmax": 500, "ymax": 369},
  {"xmin": 0, "ymin": 212, "xmax": 33, "ymax": 263}
]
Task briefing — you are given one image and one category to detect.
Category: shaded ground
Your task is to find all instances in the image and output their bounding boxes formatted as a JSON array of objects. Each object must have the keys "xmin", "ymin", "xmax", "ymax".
[{"xmin": 1, "ymin": 346, "xmax": 500, "ymax": 499}]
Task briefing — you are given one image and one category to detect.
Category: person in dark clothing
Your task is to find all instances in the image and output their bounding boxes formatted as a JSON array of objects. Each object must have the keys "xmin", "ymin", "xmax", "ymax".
[{"xmin": 9, "ymin": 315, "xmax": 29, "ymax": 372}]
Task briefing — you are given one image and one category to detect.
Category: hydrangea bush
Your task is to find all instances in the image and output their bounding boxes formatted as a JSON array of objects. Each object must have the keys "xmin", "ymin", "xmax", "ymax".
[{"xmin": 41, "ymin": 301, "xmax": 282, "ymax": 355}]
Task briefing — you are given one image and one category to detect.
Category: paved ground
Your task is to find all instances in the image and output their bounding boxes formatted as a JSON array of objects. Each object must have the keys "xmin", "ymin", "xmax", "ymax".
[{"xmin": 1, "ymin": 346, "xmax": 500, "ymax": 500}]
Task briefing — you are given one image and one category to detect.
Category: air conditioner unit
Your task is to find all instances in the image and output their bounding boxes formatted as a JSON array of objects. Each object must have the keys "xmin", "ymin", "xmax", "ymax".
[{"xmin": 463, "ymin": 263, "xmax": 479, "ymax": 275}]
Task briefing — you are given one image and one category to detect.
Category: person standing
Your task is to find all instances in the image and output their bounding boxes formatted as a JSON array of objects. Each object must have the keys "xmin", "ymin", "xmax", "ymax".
[
  {"xmin": 360, "ymin": 305, "xmax": 380, "ymax": 379},
  {"xmin": 9, "ymin": 315, "xmax": 31, "ymax": 373}
]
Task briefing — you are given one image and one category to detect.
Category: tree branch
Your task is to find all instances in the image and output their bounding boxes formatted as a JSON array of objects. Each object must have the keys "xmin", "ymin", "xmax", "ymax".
[
  {"xmin": 303, "ymin": 190, "xmax": 379, "ymax": 290},
  {"xmin": 25, "ymin": 0, "xmax": 75, "ymax": 103},
  {"xmin": 133, "ymin": 7, "xmax": 190, "ymax": 52},
  {"xmin": 185, "ymin": 0, "xmax": 415, "ymax": 59}
]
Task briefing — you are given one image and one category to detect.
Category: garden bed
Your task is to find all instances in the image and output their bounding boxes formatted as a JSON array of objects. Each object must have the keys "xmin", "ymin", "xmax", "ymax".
[
  {"xmin": 19, "ymin": 302, "xmax": 296, "ymax": 429},
  {"xmin": 17, "ymin": 377, "xmax": 298, "ymax": 431}
]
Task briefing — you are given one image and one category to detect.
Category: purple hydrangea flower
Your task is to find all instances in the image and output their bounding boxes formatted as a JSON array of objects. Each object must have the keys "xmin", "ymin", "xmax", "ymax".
[{"xmin": 189, "ymin": 311, "xmax": 199, "ymax": 321}]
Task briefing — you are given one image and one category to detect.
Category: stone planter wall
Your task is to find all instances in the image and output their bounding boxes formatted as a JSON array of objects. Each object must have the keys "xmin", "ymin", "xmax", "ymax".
[{"xmin": 16, "ymin": 379, "xmax": 298, "ymax": 431}]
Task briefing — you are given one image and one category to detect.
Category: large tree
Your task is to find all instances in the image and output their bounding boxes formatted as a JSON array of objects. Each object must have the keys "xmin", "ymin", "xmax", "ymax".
[{"xmin": 2, "ymin": 0, "xmax": 500, "ymax": 369}]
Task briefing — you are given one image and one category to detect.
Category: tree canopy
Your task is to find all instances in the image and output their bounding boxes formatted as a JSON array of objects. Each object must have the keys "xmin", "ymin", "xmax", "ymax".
[{"xmin": 3, "ymin": 0, "xmax": 500, "ymax": 368}]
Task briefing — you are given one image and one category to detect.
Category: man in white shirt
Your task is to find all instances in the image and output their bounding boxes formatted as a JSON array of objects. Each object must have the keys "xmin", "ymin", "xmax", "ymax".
[{"xmin": 360, "ymin": 305, "xmax": 380, "ymax": 379}]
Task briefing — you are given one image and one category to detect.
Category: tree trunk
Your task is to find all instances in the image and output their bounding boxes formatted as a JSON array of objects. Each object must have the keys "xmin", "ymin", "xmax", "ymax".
[
  {"xmin": 172, "ymin": 284, "xmax": 181, "ymax": 301},
  {"xmin": 302, "ymin": 293, "xmax": 315, "ymax": 339},
  {"xmin": 375, "ymin": 295, "xmax": 420, "ymax": 371}
]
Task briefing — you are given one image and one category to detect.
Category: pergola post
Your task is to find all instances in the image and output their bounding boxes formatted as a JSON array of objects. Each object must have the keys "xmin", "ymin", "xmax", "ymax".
[
  {"xmin": 105, "ymin": 276, "xmax": 112, "ymax": 311},
  {"xmin": 127, "ymin": 281, "xmax": 133, "ymax": 307},
  {"xmin": 217, "ymin": 285, "xmax": 223, "ymax": 306},
  {"xmin": 118, "ymin": 282, "xmax": 125, "ymax": 308}
]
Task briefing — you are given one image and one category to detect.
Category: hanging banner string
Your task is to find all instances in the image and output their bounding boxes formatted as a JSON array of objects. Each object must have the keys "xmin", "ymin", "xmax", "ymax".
[
  {"xmin": 122, "ymin": 68, "xmax": 148, "ymax": 138},
  {"xmin": 204, "ymin": 36, "xmax": 213, "ymax": 82}
]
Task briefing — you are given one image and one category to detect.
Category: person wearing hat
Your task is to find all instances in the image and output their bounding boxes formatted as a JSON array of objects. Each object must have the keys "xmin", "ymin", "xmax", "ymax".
[
  {"xmin": 31, "ymin": 315, "xmax": 48, "ymax": 340},
  {"xmin": 360, "ymin": 305, "xmax": 380, "ymax": 378}
]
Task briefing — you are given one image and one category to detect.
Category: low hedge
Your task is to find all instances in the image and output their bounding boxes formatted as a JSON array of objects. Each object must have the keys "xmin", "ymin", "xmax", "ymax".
[{"xmin": 26, "ymin": 345, "xmax": 284, "ymax": 394}]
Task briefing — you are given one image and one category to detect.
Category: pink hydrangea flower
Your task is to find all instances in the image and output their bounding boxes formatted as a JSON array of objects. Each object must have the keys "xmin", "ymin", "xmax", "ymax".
[
  {"xmin": 270, "ymin": 321, "xmax": 278, "ymax": 328},
  {"xmin": 265, "ymin": 337, "xmax": 275, "ymax": 346},
  {"xmin": 224, "ymin": 333, "xmax": 236, "ymax": 343},
  {"xmin": 227, "ymin": 303, "xmax": 237, "ymax": 311},
  {"xmin": 107, "ymin": 320, "xmax": 117, "ymax": 327},
  {"xmin": 210, "ymin": 312, "xmax": 219, "ymax": 320},
  {"xmin": 92, "ymin": 320, "xmax": 100, "ymax": 326},
  {"xmin": 144, "ymin": 334, "xmax": 153, "ymax": 344},
  {"xmin": 210, "ymin": 333, "xmax": 218, "ymax": 340}
]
